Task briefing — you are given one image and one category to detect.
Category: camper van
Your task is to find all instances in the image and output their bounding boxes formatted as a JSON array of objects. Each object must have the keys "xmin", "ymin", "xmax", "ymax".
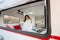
[{"xmin": 0, "ymin": 0, "xmax": 60, "ymax": 40}]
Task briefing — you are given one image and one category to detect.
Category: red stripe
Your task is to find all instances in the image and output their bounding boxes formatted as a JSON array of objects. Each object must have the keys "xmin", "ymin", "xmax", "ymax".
[{"xmin": 0, "ymin": 29, "xmax": 60, "ymax": 40}]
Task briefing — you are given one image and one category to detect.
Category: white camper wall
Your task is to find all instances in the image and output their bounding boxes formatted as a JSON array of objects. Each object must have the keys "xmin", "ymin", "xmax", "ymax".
[
  {"xmin": 50, "ymin": 0, "xmax": 60, "ymax": 36},
  {"xmin": 0, "ymin": 0, "xmax": 60, "ymax": 40},
  {"xmin": 0, "ymin": 29, "xmax": 39, "ymax": 40}
]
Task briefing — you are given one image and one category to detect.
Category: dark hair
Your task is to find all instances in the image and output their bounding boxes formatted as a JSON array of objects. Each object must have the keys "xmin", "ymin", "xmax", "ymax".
[{"xmin": 24, "ymin": 15, "xmax": 31, "ymax": 22}]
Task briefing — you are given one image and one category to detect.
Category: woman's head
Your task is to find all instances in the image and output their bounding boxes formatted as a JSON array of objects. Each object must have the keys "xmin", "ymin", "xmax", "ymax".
[{"xmin": 24, "ymin": 15, "xmax": 30, "ymax": 22}]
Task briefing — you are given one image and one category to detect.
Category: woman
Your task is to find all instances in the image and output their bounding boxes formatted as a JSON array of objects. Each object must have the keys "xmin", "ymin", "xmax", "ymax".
[{"xmin": 22, "ymin": 15, "xmax": 33, "ymax": 32}]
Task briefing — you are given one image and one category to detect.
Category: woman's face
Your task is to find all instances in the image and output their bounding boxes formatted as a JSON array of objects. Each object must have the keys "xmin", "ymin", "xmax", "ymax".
[{"xmin": 26, "ymin": 16, "xmax": 29, "ymax": 20}]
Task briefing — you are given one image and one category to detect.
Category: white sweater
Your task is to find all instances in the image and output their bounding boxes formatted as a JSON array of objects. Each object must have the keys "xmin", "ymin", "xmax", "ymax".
[{"xmin": 22, "ymin": 19, "xmax": 33, "ymax": 32}]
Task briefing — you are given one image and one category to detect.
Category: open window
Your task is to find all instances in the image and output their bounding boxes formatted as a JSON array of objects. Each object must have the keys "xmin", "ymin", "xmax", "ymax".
[{"xmin": 0, "ymin": 0, "xmax": 51, "ymax": 38}]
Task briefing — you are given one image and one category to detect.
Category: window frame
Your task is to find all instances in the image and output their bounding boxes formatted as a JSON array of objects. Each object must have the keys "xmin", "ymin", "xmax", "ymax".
[{"xmin": 0, "ymin": 0, "xmax": 51, "ymax": 38}]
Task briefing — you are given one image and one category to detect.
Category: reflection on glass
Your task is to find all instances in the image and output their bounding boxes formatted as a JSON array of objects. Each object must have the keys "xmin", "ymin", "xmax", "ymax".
[
  {"xmin": 2, "ymin": 0, "xmax": 47, "ymax": 34},
  {"xmin": 4, "ymin": 15, "xmax": 20, "ymax": 24}
]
